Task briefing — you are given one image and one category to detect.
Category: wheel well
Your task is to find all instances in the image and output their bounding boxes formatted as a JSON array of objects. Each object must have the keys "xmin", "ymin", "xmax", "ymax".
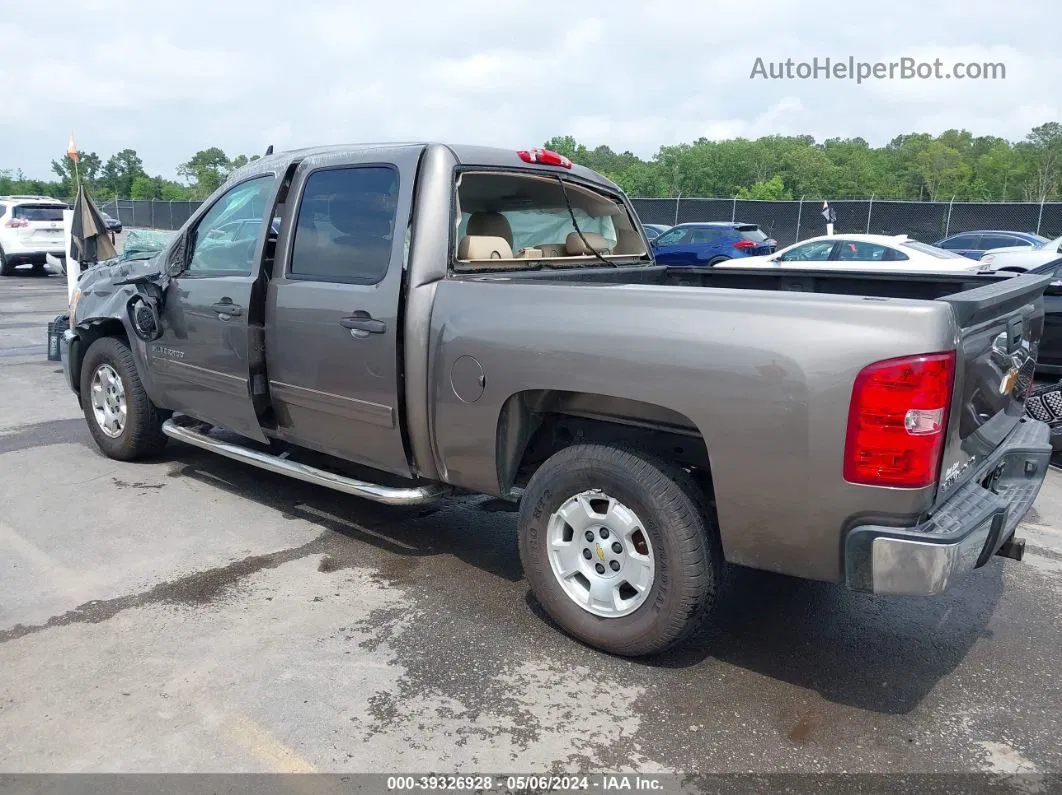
[
  {"xmin": 71, "ymin": 319, "xmax": 129, "ymax": 393},
  {"xmin": 497, "ymin": 389, "xmax": 714, "ymax": 498}
]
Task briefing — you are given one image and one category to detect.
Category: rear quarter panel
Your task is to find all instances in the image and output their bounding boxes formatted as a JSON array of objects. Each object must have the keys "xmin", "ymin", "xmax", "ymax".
[{"xmin": 428, "ymin": 279, "xmax": 959, "ymax": 582}]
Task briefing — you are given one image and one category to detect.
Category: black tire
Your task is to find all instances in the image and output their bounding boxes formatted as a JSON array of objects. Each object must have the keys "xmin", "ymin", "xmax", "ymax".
[
  {"xmin": 517, "ymin": 444, "xmax": 720, "ymax": 657},
  {"xmin": 707, "ymin": 256, "xmax": 730, "ymax": 266},
  {"xmin": 80, "ymin": 336, "xmax": 169, "ymax": 460},
  {"xmin": 0, "ymin": 247, "xmax": 14, "ymax": 276}
]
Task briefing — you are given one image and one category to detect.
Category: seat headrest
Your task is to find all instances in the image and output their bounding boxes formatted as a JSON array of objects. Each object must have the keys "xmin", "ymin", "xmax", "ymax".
[
  {"xmin": 458, "ymin": 235, "xmax": 514, "ymax": 261},
  {"xmin": 466, "ymin": 212, "xmax": 513, "ymax": 247},
  {"xmin": 565, "ymin": 231, "xmax": 611, "ymax": 255}
]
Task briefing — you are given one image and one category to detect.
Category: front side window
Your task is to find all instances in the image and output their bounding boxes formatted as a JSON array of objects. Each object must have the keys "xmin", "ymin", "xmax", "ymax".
[
  {"xmin": 187, "ymin": 176, "xmax": 275, "ymax": 274},
  {"xmin": 940, "ymin": 233, "xmax": 977, "ymax": 249},
  {"xmin": 779, "ymin": 241, "xmax": 834, "ymax": 261},
  {"xmin": 655, "ymin": 228, "xmax": 689, "ymax": 246},
  {"xmin": 289, "ymin": 166, "xmax": 400, "ymax": 284}
]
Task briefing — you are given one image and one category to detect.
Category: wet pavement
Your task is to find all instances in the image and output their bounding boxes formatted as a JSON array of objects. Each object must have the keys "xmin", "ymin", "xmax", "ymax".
[{"xmin": 0, "ymin": 267, "xmax": 1060, "ymax": 775}]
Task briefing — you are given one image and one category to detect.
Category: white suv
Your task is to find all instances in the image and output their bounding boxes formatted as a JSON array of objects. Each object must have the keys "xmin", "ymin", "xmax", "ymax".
[{"xmin": 0, "ymin": 195, "xmax": 69, "ymax": 276}]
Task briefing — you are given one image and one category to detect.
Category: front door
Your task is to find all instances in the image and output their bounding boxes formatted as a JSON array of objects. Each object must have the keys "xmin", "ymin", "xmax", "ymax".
[
  {"xmin": 152, "ymin": 174, "xmax": 279, "ymax": 442},
  {"xmin": 265, "ymin": 147, "xmax": 421, "ymax": 476}
]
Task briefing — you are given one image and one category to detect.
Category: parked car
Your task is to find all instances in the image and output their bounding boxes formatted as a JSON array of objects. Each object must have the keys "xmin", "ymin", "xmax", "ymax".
[
  {"xmin": 651, "ymin": 222, "xmax": 777, "ymax": 266},
  {"xmin": 979, "ymin": 235, "xmax": 1062, "ymax": 273},
  {"xmin": 731, "ymin": 233, "xmax": 984, "ymax": 274},
  {"xmin": 62, "ymin": 142, "xmax": 1050, "ymax": 657},
  {"xmin": 0, "ymin": 195, "xmax": 69, "ymax": 275},
  {"xmin": 642, "ymin": 223, "xmax": 671, "ymax": 242},
  {"xmin": 100, "ymin": 211, "xmax": 123, "ymax": 234},
  {"xmin": 934, "ymin": 230, "xmax": 1048, "ymax": 260}
]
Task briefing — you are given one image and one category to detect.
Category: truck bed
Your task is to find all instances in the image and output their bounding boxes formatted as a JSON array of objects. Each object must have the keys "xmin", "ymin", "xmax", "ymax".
[{"xmin": 474, "ymin": 262, "xmax": 1012, "ymax": 301}]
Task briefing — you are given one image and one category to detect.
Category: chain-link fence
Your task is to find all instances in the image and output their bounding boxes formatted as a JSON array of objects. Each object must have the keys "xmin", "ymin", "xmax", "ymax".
[
  {"xmin": 630, "ymin": 197, "xmax": 1062, "ymax": 247},
  {"xmin": 101, "ymin": 196, "xmax": 1062, "ymax": 247},
  {"xmin": 98, "ymin": 199, "xmax": 202, "ymax": 231}
]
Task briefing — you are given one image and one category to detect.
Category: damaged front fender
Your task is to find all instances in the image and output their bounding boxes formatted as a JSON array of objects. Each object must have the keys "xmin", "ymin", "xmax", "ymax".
[{"xmin": 68, "ymin": 256, "xmax": 173, "ymax": 406}]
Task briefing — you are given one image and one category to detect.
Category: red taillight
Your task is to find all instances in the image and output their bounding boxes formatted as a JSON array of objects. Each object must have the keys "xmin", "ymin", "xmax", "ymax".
[
  {"xmin": 844, "ymin": 351, "xmax": 956, "ymax": 488},
  {"xmin": 5, "ymin": 218, "xmax": 29, "ymax": 228},
  {"xmin": 733, "ymin": 240, "xmax": 757, "ymax": 249},
  {"xmin": 517, "ymin": 148, "xmax": 573, "ymax": 168}
]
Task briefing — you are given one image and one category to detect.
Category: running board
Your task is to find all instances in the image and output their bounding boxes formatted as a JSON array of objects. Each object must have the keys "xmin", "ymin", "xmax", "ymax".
[{"xmin": 161, "ymin": 417, "xmax": 451, "ymax": 506}]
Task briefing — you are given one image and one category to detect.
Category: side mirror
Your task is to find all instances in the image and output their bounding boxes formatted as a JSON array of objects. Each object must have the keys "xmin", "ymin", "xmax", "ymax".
[{"xmin": 166, "ymin": 233, "xmax": 189, "ymax": 277}]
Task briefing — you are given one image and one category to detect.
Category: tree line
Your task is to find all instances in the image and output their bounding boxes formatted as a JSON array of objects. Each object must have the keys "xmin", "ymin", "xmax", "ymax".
[
  {"xmin": 0, "ymin": 147, "xmax": 262, "ymax": 202},
  {"xmin": 3, "ymin": 122, "xmax": 1062, "ymax": 203}
]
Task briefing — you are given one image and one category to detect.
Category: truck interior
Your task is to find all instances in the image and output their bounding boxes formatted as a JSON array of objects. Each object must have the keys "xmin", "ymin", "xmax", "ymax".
[{"xmin": 453, "ymin": 172, "xmax": 650, "ymax": 270}]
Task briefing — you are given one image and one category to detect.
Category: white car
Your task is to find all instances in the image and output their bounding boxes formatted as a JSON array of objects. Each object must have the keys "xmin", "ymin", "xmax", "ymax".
[
  {"xmin": 729, "ymin": 233, "xmax": 983, "ymax": 274},
  {"xmin": 0, "ymin": 195, "xmax": 69, "ymax": 276},
  {"xmin": 978, "ymin": 235, "xmax": 1062, "ymax": 273}
]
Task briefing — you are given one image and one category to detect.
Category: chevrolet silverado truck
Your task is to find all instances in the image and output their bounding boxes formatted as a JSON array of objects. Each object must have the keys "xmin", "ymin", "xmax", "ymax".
[{"xmin": 62, "ymin": 143, "xmax": 1053, "ymax": 656}]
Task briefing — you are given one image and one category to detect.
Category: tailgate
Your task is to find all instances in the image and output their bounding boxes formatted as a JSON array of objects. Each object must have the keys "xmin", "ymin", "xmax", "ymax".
[
  {"xmin": 13, "ymin": 204, "xmax": 66, "ymax": 247},
  {"xmin": 935, "ymin": 273, "xmax": 1051, "ymax": 501}
]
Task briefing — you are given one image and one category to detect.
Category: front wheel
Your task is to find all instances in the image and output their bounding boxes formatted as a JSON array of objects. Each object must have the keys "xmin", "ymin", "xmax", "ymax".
[
  {"xmin": 517, "ymin": 444, "xmax": 720, "ymax": 656},
  {"xmin": 80, "ymin": 336, "xmax": 169, "ymax": 460}
]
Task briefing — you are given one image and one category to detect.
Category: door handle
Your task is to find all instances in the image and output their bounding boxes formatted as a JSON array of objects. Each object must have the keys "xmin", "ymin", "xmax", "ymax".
[
  {"xmin": 339, "ymin": 315, "xmax": 386, "ymax": 334},
  {"xmin": 211, "ymin": 301, "xmax": 243, "ymax": 318}
]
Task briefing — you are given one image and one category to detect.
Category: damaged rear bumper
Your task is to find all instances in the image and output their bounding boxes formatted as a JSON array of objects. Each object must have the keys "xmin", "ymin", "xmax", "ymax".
[{"xmin": 845, "ymin": 418, "xmax": 1050, "ymax": 596}]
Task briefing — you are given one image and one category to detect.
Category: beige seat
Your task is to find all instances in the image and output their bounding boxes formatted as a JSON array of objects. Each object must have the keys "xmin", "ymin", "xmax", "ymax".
[
  {"xmin": 565, "ymin": 231, "xmax": 612, "ymax": 255},
  {"xmin": 458, "ymin": 235, "xmax": 513, "ymax": 260},
  {"xmin": 466, "ymin": 212, "xmax": 513, "ymax": 248}
]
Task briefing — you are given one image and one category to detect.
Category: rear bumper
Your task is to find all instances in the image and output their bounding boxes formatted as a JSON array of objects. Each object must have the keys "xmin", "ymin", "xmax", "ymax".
[{"xmin": 845, "ymin": 418, "xmax": 1051, "ymax": 596}]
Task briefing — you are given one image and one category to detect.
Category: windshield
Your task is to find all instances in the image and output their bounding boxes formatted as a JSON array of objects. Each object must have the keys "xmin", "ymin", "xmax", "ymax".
[{"xmin": 902, "ymin": 240, "xmax": 965, "ymax": 259}]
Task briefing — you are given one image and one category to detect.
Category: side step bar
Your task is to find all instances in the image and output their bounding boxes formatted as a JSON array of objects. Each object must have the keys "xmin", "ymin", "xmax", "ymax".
[{"xmin": 161, "ymin": 417, "xmax": 451, "ymax": 506}]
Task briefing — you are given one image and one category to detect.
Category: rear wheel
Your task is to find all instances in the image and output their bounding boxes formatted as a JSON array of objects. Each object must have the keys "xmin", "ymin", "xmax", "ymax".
[
  {"xmin": 0, "ymin": 247, "xmax": 14, "ymax": 276},
  {"xmin": 518, "ymin": 443, "xmax": 720, "ymax": 656},
  {"xmin": 708, "ymin": 256, "xmax": 730, "ymax": 266},
  {"xmin": 80, "ymin": 336, "xmax": 169, "ymax": 460}
]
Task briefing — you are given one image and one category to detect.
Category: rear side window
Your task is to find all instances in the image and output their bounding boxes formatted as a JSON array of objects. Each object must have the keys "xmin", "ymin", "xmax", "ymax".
[
  {"xmin": 13, "ymin": 204, "xmax": 64, "ymax": 222},
  {"xmin": 290, "ymin": 166, "xmax": 399, "ymax": 285},
  {"xmin": 981, "ymin": 234, "xmax": 1024, "ymax": 249}
]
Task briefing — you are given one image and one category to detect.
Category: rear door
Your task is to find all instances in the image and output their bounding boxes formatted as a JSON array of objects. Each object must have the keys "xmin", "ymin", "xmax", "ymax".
[
  {"xmin": 151, "ymin": 174, "xmax": 280, "ymax": 442},
  {"xmin": 265, "ymin": 147, "xmax": 420, "ymax": 477}
]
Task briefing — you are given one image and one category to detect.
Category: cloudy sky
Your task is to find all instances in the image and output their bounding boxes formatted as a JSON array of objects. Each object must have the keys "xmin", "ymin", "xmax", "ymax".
[{"xmin": 3, "ymin": 0, "xmax": 1060, "ymax": 180}]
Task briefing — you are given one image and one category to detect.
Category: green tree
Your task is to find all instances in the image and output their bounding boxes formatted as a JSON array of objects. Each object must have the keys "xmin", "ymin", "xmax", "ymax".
[
  {"xmin": 178, "ymin": 147, "xmax": 231, "ymax": 198},
  {"xmin": 50, "ymin": 151, "xmax": 102, "ymax": 195},
  {"xmin": 100, "ymin": 149, "xmax": 146, "ymax": 199},
  {"xmin": 736, "ymin": 175, "xmax": 791, "ymax": 200}
]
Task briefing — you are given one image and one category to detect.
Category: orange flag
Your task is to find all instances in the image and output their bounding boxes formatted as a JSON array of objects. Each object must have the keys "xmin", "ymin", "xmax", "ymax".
[{"xmin": 67, "ymin": 131, "xmax": 79, "ymax": 163}]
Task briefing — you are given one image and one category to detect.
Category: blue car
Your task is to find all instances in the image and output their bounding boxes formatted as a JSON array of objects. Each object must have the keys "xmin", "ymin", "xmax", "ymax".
[
  {"xmin": 934, "ymin": 229, "xmax": 1048, "ymax": 260},
  {"xmin": 651, "ymin": 222, "xmax": 777, "ymax": 266}
]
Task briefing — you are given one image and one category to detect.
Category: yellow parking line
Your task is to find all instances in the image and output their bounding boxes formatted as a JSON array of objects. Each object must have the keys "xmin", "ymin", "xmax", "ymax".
[{"xmin": 224, "ymin": 713, "xmax": 318, "ymax": 774}]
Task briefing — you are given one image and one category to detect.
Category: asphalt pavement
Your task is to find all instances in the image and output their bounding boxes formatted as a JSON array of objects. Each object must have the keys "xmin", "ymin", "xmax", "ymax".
[{"xmin": 1, "ymin": 264, "xmax": 1060, "ymax": 776}]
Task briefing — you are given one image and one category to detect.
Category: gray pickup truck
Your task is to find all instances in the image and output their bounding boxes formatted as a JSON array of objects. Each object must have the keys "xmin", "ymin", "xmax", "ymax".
[{"xmin": 62, "ymin": 142, "xmax": 1053, "ymax": 656}]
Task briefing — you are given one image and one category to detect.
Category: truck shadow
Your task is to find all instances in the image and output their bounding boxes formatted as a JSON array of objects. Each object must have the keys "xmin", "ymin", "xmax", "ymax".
[
  {"xmin": 164, "ymin": 446, "xmax": 524, "ymax": 583},
  {"xmin": 164, "ymin": 445, "xmax": 1001, "ymax": 716},
  {"xmin": 634, "ymin": 561, "xmax": 1005, "ymax": 715}
]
